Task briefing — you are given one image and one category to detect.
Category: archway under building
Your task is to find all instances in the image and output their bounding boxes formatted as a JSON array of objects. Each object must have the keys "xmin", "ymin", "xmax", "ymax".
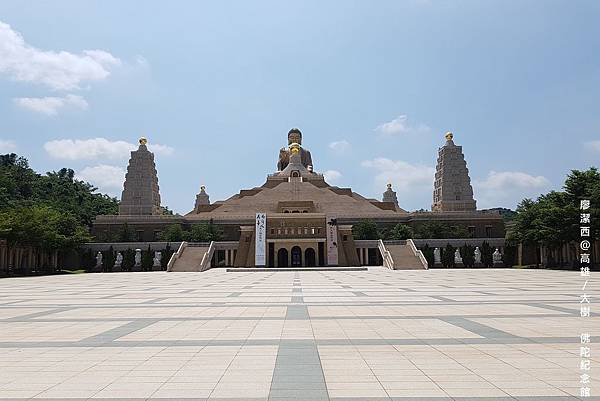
[
  {"xmin": 305, "ymin": 247, "xmax": 316, "ymax": 267},
  {"xmin": 277, "ymin": 248, "xmax": 288, "ymax": 267},
  {"xmin": 291, "ymin": 246, "xmax": 302, "ymax": 267}
]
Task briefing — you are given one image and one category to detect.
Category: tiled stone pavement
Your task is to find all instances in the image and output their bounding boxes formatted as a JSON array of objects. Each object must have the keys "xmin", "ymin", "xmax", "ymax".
[{"xmin": 0, "ymin": 267, "xmax": 598, "ymax": 401}]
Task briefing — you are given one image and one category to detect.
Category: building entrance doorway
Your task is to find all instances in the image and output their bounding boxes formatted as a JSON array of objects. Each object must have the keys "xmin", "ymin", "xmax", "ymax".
[
  {"xmin": 305, "ymin": 248, "xmax": 316, "ymax": 267},
  {"xmin": 277, "ymin": 248, "xmax": 288, "ymax": 267},
  {"xmin": 291, "ymin": 246, "xmax": 302, "ymax": 267}
]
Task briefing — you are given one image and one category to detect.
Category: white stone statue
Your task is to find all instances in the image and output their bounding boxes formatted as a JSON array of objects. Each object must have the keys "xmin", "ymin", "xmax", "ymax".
[
  {"xmin": 153, "ymin": 251, "xmax": 162, "ymax": 268},
  {"xmin": 134, "ymin": 249, "xmax": 142, "ymax": 267},
  {"xmin": 474, "ymin": 247, "xmax": 481, "ymax": 264},
  {"xmin": 114, "ymin": 252, "xmax": 123, "ymax": 269},
  {"xmin": 95, "ymin": 252, "xmax": 103, "ymax": 268},
  {"xmin": 493, "ymin": 248, "xmax": 502, "ymax": 264},
  {"xmin": 454, "ymin": 249, "xmax": 463, "ymax": 264},
  {"xmin": 433, "ymin": 248, "xmax": 441, "ymax": 264}
]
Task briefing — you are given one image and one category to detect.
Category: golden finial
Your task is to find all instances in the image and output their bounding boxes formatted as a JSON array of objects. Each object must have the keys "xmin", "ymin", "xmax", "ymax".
[
  {"xmin": 445, "ymin": 132, "xmax": 453, "ymax": 141},
  {"xmin": 289, "ymin": 142, "xmax": 300, "ymax": 155},
  {"xmin": 139, "ymin": 137, "xmax": 148, "ymax": 145},
  {"xmin": 200, "ymin": 185, "xmax": 205, "ymax": 192},
  {"xmin": 387, "ymin": 183, "xmax": 392, "ymax": 189}
]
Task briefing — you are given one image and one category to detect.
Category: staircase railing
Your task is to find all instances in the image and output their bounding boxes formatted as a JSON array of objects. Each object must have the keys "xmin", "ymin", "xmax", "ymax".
[
  {"xmin": 407, "ymin": 239, "xmax": 428, "ymax": 270},
  {"xmin": 167, "ymin": 241, "xmax": 188, "ymax": 272},
  {"xmin": 378, "ymin": 239, "xmax": 395, "ymax": 270},
  {"xmin": 199, "ymin": 241, "xmax": 216, "ymax": 272}
]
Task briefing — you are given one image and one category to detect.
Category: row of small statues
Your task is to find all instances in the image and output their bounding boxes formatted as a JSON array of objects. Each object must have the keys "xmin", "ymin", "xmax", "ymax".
[
  {"xmin": 95, "ymin": 250, "xmax": 162, "ymax": 269},
  {"xmin": 433, "ymin": 247, "xmax": 503, "ymax": 265}
]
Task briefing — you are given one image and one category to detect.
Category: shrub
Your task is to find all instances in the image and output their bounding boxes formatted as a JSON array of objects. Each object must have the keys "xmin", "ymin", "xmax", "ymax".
[
  {"xmin": 142, "ymin": 245, "xmax": 153, "ymax": 271},
  {"xmin": 122, "ymin": 248, "xmax": 135, "ymax": 271},
  {"xmin": 161, "ymin": 243, "xmax": 174, "ymax": 270},
  {"xmin": 460, "ymin": 244, "xmax": 475, "ymax": 268},
  {"xmin": 441, "ymin": 244, "xmax": 456, "ymax": 268},
  {"xmin": 481, "ymin": 241, "xmax": 494, "ymax": 268},
  {"xmin": 102, "ymin": 246, "xmax": 116, "ymax": 272},
  {"xmin": 420, "ymin": 244, "xmax": 434, "ymax": 267}
]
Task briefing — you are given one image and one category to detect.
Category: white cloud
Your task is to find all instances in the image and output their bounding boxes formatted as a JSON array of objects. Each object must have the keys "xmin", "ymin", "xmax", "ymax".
[
  {"xmin": 323, "ymin": 170, "xmax": 342, "ymax": 184},
  {"xmin": 147, "ymin": 143, "xmax": 175, "ymax": 156},
  {"xmin": 329, "ymin": 140, "xmax": 351, "ymax": 152},
  {"xmin": 362, "ymin": 158, "xmax": 435, "ymax": 191},
  {"xmin": 77, "ymin": 165, "xmax": 125, "ymax": 194},
  {"xmin": 14, "ymin": 94, "xmax": 88, "ymax": 116},
  {"xmin": 474, "ymin": 170, "xmax": 551, "ymax": 209},
  {"xmin": 374, "ymin": 115, "xmax": 430, "ymax": 136},
  {"xmin": 477, "ymin": 171, "xmax": 550, "ymax": 190},
  {"xmin": 362, "ymin": 158, "xmax": 435, "ymax": 209},
  {"xmin": 0, "ymin": 140, "xmax": 17, "ymax": 153},
  {"xmin": 44, "ymin": 138, "xmax": 174, "ymax": 160},
  {"xmin": 0, "ymin": 21, "xmax": 121, "ymax": 90}
]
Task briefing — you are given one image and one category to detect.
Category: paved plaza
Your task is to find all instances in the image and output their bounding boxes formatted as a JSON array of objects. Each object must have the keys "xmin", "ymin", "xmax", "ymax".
[{"xmin": 0, "ymin": 267, "xmax": 597, "ymax": 401}]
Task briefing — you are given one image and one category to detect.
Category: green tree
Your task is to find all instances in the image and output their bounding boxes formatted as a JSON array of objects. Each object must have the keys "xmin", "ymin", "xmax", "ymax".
[
  {"xmin": 122, "ymin": 249, "xmax": 135, "ymax": 271},
  {"xmin": 80, "ymin": 249, "xmax": 96, "ymax": 272},
  {"xmin": 0, "ymin": 205, "xmax": 91, "ymax": 250},
  {"xmin": 509, "ymin": 192, "xmax": 577, "ymax": 266},
  {"xmin": 142, "ymin": 245, "xmax": 153, "ymax": 271},
  {"xmin": 160, "ymin": 206, "xmax": 174, "ymax": 215},
  {"xmin": 386, "ymin": 224, "xmax": 414, "ymax": 240},
  {"xmin": 352, "ymin": 220, "xmax": 380, "ymax": 240},
  {"xmin": 0, "ymin": 155, "xmax": 118, "ymax": 228},
  {"xmin": 185, "ymin": 222, "xmax": 223, "ymax": 242},
  {"xmin": 441, "ymin": 244, "xmax": 455, "ymax": 268},
  {"xmin": 159, "ymin": 224, "xmax": 186, "ymax": 241},
  {"xmin": 481, "ymin": 241, "xmax": 493, "ymax": 268},
  {"xmin": 420, "ymin": 244, "xmax": 434, "ymax": 267},
  {"xmin": 161, "ymin": 243, "xmax": 174, "ymax": 270},
  {"xmin": 509, "ymin": 167, "xmax": 600, "ymax": 268},
  {"xmin": 102, "ymin": 246, "xmax": 116, "ymax": 272},
  {"xmin": 460, "ymin": 244, "xmax": 475, "ymax": 268}
]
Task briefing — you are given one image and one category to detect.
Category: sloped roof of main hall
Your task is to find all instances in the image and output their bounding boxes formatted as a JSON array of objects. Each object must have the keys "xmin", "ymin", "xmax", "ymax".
[{"xmin": 185, "ymin": 178, "xmax": 407, "ymax": 220}]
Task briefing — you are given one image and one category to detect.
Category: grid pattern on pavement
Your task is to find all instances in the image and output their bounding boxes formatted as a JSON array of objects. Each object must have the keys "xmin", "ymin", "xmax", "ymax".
[{"xmin": 0, "ymin": 267, "xmax": 597, "ymax": 401}]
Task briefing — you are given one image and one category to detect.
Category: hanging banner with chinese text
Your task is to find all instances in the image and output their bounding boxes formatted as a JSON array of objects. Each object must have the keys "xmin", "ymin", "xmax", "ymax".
[
  {"xmin": 255, "ymin": 213, "xmax": 267, "ymax": 266},
  {"xmin": 326, "ymin": 215, "xmax": 338, "ymax": 266}
]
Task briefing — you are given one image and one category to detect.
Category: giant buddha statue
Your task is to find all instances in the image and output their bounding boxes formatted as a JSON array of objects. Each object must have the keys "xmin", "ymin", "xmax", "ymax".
[{"xmin": 277, "ymin": 128, "xmax": 313, "ymax": 171}]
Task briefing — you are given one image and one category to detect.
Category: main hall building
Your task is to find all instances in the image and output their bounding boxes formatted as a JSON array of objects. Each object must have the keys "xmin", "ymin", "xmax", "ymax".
[{"xmin": 92, "ymin": 129, "xmax": 504, "ymax": 269}]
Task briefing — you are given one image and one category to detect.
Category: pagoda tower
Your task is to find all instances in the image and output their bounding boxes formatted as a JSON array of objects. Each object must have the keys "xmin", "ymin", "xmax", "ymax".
[
  {"xmin": 119, "ymin": 137, "xmax": 162, "ymax": 215},
  {"xmin": 382, "ymin": 183, "xmax": 399, "ymax": 206},
  {"xmin": 194, "ymin": 186, "xmax": 210, "ymax": 212},
  {"xmin": 432, "ymin": 132, "xmax": 476, "ymax": 212}
]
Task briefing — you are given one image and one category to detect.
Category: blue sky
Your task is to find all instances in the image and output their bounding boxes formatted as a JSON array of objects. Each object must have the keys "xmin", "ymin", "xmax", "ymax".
[{"xmin": 0, "ymin": 0, "xmax": 599, "ymax": 214}]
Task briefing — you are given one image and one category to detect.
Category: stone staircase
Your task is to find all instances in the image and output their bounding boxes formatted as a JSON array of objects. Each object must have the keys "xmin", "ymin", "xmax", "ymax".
[
  {"xmin": 168, "ymin": 243, "xmax": 211, "ymax": 272},
  {"xmin": 381, "ymin": 240, "xmax": 428, "ymax": 270}
]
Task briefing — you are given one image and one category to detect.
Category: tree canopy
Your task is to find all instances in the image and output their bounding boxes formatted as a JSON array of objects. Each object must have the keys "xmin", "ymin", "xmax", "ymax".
[
  {"xmin": 0, "ymin": 153, "xmax": 118, "ymax": 250},
  {"xmin": 159, "ymin": 223, "xmax": 223, "ymax": 242},
  {"xmin": 352, "ymin": 220, "xmax": 380, "ymax": 240},
  {"xmin": 0, "ymin": 154, "xmax": 118, "ymax": 226},
  {"xmin": 509, "ymin": 167, "xmax": 599, "ymax": 247}
]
